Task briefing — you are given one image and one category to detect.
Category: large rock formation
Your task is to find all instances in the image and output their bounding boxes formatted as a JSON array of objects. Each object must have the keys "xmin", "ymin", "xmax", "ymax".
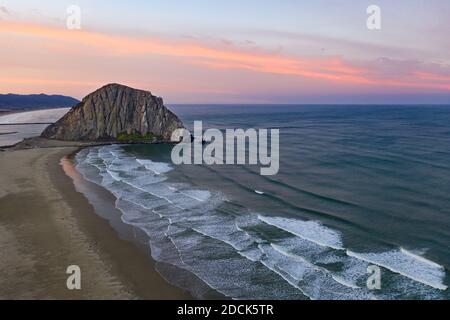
[{"xmin": 41, "ymin": 83, "xmax": 184, "ymax": 142}]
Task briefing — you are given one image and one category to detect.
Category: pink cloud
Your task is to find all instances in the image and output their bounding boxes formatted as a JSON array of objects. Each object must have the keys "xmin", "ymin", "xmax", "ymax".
[{"xmin": 0, "ymin": 19, "xmax": 449, "ymax": 100}]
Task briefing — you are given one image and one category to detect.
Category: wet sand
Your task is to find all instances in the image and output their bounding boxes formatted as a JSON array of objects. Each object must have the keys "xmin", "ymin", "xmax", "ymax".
[{"xmin": 0, "ymin": 147, "xmax": 191, "ymax": 299}]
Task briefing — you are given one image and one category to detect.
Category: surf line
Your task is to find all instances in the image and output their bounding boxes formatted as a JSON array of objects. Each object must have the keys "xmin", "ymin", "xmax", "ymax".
[{"xmin": 171, "ymin": 121, "xmax": 279, "ymax": 176}]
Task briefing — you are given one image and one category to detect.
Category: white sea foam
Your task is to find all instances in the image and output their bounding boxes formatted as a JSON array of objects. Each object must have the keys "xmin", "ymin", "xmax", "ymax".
[
  {"xmin": 271, "ymin": 243, "xmax": 363, "ymax": 291},
  {"xmin": 331, "ymin": 275, "xmax": 361, "ymax": 289},
  {"xmin": 137, "ymin": 159, "xmax": 173, "ymax": 174},
  {"xmin": 73, "ymin": 145, "xmax": 448, "ymax": 300},
  {"xmin": 400, "ymin": 247, "xmax": 443, "ymax": 269},
  {"xmin": 346, "ymin": 249, "xmax": 448, "ymax": 290},
  {"xmin": 258, "ymin": 243, "xmax": 374, "ymax": 300},
  {"xmin": 179, "ymin": 190, "xmax": 211, "ymax": 202},
  {"xmin": 256, "ymin": 215, "xmax": 448, "ymax": 293},
  {"xmin": 258, "ymin": 215, "xmax": 344, "ymax": 250}
]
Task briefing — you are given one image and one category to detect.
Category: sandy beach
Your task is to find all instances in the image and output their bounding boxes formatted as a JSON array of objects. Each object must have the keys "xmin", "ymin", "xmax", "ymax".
[{"xmin": 0, "ymin": 147, "xmax": 191, "ymax": 299}]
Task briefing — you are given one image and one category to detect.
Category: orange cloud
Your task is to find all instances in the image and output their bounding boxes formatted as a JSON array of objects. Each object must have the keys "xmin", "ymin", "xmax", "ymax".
[
  {"xmin": 1, "ymin": 19, "xmax": 450, "ymax": 94},
  {"xmin": 0, "ymin": 20, "xmax": 367, "ymax": 82}
]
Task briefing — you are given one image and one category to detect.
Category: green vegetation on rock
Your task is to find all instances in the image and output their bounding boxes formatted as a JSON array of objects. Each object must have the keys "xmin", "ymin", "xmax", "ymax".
[{"xmin": 117, "ymin": 132, "xmax": 155, "ymax": 142}]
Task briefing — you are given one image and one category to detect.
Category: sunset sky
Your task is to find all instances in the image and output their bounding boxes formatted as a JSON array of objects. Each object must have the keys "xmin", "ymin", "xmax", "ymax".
[{"xmin": 1, "ymin": 0, "xmax": 449, "ymax": 103}]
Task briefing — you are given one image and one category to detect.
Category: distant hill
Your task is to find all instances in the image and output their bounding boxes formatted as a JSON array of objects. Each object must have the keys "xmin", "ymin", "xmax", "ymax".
[{"xmin": 0, "ymin": 93, "xmax": 79, "ymax": 110}]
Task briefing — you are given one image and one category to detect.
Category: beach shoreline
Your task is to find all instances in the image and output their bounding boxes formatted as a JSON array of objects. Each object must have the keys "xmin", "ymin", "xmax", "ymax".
[{"xmin": 0, "ymin": 146, "xmax": 192, "ymax": 299}]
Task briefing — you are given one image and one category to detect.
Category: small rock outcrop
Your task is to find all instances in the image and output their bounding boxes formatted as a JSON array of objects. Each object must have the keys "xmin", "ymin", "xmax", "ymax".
[{"xmin": 41, "ymin": 83, "xmax": 184, "ymax": 142}]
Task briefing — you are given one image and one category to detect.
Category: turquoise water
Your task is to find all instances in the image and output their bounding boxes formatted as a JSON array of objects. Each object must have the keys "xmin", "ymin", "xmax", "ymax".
[{"xmin": 75, "ymin": 105, "xmax": 450, "ymax": 299}]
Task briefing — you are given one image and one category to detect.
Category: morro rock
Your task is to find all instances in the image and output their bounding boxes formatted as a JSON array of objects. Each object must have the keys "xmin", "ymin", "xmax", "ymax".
[{"xmin": 41, "ymin": 83, "xmax": 184, "ymax": 143}]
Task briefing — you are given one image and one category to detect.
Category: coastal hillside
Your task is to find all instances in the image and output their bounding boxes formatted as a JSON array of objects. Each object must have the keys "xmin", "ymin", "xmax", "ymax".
[
  {"xmin": 0, "ymin": 93, "xmax": 79, "ymax": 111},
  {"xmin": 41, "ymin": 83, "xmax": 184, "ymax": 143}
]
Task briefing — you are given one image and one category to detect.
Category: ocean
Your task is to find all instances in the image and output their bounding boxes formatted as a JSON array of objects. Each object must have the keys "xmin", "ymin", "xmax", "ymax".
[{"xmin": 73, "ymin": 105, "xmax": 450, "ymax": 300}]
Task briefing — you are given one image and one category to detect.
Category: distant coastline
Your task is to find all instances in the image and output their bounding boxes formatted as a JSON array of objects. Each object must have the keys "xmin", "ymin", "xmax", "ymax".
[{"xmin": 0, "ymin": 93, "xmax": 79, "ymax": 112}]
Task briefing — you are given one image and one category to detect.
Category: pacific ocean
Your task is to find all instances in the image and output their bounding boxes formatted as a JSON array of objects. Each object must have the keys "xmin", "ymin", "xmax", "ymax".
[{"xmin": 74, "ymin": 104, "xmax": 450, "ymax": 299}]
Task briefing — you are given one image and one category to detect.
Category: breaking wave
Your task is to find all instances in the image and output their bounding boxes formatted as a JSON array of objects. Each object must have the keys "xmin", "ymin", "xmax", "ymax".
[{"xmin": 74, "ymin": 145, "xmax": 448, "ymax": 299}]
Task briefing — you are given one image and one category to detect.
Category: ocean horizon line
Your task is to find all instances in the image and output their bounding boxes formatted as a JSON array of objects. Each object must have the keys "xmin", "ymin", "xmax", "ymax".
[{"xmin": 167, "ymin": 103, "xmax": 450, "ymax": 106}]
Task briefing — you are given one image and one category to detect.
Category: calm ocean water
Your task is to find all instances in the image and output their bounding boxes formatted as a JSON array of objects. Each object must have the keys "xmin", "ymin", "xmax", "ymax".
[
  {"xmin": 0, "ymin": 108, "xmax": 69, "ymax": 147},
  {"xmin": 74, "ymin": 105, "xmax": 450, "ymax": 299}
]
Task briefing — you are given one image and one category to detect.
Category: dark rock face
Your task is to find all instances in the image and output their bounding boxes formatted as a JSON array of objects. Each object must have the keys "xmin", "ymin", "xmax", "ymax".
[{"xmin": 41, "ymin": 83, "xmax": 184, "ymax": 142}]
